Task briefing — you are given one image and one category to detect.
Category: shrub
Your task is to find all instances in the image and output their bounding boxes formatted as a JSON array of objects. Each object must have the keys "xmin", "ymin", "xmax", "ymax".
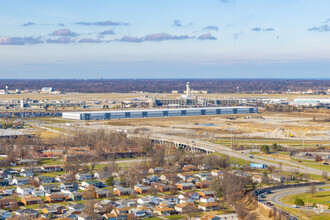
[
  {"xmin": 261, "ymin": 145, "xmax": 270, "ymax": 154},
  {"xmin": 294, "ymin": 198, "xmax": 304, "ymax": 206}
]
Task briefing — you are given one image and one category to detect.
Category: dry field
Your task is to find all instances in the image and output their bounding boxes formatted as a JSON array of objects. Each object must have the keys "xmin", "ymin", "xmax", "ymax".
[
  {"xmin": 96, "ymin": 109, "xmax": 329, "ymax": 147},
  {"xmin": 0, "ymin": 92, "xmax": 329, "ymax": 102}
]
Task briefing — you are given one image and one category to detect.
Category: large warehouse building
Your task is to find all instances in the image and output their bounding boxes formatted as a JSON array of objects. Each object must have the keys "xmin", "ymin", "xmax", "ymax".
[{"xmin": 62, "ymin": 107, "xmax": 258, "ymax": 120}]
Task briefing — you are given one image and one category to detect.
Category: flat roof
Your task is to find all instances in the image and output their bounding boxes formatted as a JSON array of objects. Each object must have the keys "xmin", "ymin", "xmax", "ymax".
[
  {"xmin": 63, "ymin": 106, "xmax": 254, "ymax": 115},
  {"xmin": 0, "ymin": 129, "xmax": 29, "ymax": 137}
]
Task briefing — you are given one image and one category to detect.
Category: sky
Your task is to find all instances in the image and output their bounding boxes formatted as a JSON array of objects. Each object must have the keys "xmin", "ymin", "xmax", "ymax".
[{"xmin": 0, "ymin": 0, "xmax": 330, "ymax": 79}]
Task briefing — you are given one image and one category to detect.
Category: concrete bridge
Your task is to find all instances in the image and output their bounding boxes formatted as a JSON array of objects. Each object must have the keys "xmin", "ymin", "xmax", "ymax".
[{"xmin": 150, "ymin": 137, "xmax": 214, "ymax": 154}]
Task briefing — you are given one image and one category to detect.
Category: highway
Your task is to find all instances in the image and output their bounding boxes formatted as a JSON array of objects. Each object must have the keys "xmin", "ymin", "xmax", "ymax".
[
  {"xmin": 263, "ymin": 184, "xmax": 330, "ymax": 213},
  {"xmin": 31, "ymin": 122, "xmax": 329, "ymax": 176},
  {"xmin": 149, "ymin": 134, "xmax": 330, "ymax": 176}
]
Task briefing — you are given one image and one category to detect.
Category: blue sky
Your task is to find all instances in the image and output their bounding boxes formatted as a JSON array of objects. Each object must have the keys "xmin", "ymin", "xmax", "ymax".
[{"xmin": 0, "ymin": 0, "xmax": 330, "ymax": 79}]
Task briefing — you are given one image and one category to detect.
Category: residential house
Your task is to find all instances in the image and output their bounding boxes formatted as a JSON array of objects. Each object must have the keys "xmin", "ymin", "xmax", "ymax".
[
  {"xmin": 40, "ymin": 184, "xmax": 61, "ymax": 194},
  {"xmin": 176, "ymin": 182, "xmax": 195, "ymax": 191},
  {"xmin": 61, "ymin": 182, "xmax": 79, "ymax": 192},
  {"xmin": 148, "ymin": 167, "xmax": 164, "ymax": 175},
  {"xmin": 182, "ymin": 165, "xmax": 198, "ymax": 172},
  {"xmin": 96, "ymin": 189, "xmax": 109, "ymax": 199},
  {"xmin": 142, "ymin": 176, "xmax": 160, "ymax": 185},
  {"xmin": 196, "ymin": 180, "xmax": 212, "ymax": 189},
  {"xmin": 21, "ymin": 197, "xmax": 43, "ymax": 206},
  {"xmin": 62, "ymin": 209, "xmax": 82, "ymax": 220},
  {"xmin": 174, "ymin": 203, "xmax": 197, "ymax": 213},
  {"xmin": 0, "ymin": 198, "xmax": 17, "ymax": 209},
  {"xmin": 179, "ymin": 192, "xmax": 200, "ymax": 201},
  {"xmin": 43, "ymin": 207, "xmax": 58, "ymax": 215},
  {"xmin": 35, "ymin": 175, "xmax": 54, "ymax": 184},
  {"xmin": 200, "ymin": 196, "xmax": 215, "ymax": 203},
  {"xmin": 136, "ymin": 206, "xmax": 152, "ymax": 217},
  {"xmin": 157, "ymin": 184, "xmax": 172, "ymax": 192},
  {"xmin": 20, "ymin": 170, "xmax": 34, "ymax": 177},
  {"xmin": 153, "ymin": 206, "xmax": 175, "ymax": 216},
  {"xmin": 115, "ymin": 199, "xmax": 137, "ymax": 207},
  {"xmin": 134, "ymin": 184, "xmax": 150, "ymax": 194},
  {"xmin": 252, "ymin": 175, "xmax": 262, "ymax": 183},
  {"xmin": 68, "ymin": 192, "xmax": 83, "ymax": 201},
  {"xmin": 17, "ymin": 159, "xmax": 38, "ymax": 166},
  {"xmin": 52, "ymin": 204, "xmax": 67, "ymax": 214},
  {"xmin": 161, "ymin": 195, "xmax": 179, "ymax": 204},
  {"xmin": 199, "ymin": 191, "xmax": 214, "ymax": 197},
  {"xmin": 159, "ymin": 175, "xmax": 168, "ymax": 182},
  {"xmin": 77, "ymin": 213, "xmax": 102, "ymax": 220},
  {"xmin": 94, "ymin": 171, "xmax": 111, "ymax": 179},
  {"xmin": 177, "ymin": 173, "xmax": 194, "ymax": 181},
  {"xmin": 198, "ymin": 164, "xmax": 210, "ymax": 170},
  {"xmin": 3, "ymin": 168, "xmax": 18, "ymax": 178},
  {"xmin": 0, "ymin": 179, "xmax": 9, "ymax": 187},
  {"xmin": 12, "ymin": 177, "xmax": 29, "ymax": 185},
  {"xmin": 137, "ymin": 196, "xmax": 152, "ymax": 206},
  {"xmin": 129, "ymin": 208, "xmax": 148, "ymax": 218},
  {"xmin": 109, "ymin": 207, "xmax": 129, "ymax": 220},
  {"xmin": 32, "ymin": 189, "xmax": 46, "ymax": 197},
  {"xmin": 68, "ymin": 203, "xmax": 85, "ymax": 211},
  {"xmin": 113, "ymin": 186, "xmax": 132, "ymax": 196},
  {"xmin": 0, "ymin": 209, "xmax": 12, "ymax": 220},
  {"xmin": 42, "ymin": 166, "xmax": 63, "ymax": 172},
  {"xmin": 82, "ymin": 180, "xmax": 103, "ymax": 188},
  {"xmin": 102, "ymin": 213, "xmax": 117, "ymax": 220},
  {"xmin": 17, "ymin": 186, "xmax": 34, "ymax": 195},
  {"xmin": 56, "ymin": 174, "xmax": 74, "ymax": 182},
  {"xmin": 198, "ymin": 203, "xmax": 220, "ymax": 211},
  {"xmin": 15, "ymin": 209, "xmax": 38, "ymax": 218},
  {"xmin": 0, "ymin": 188, "xmax": 13, "ymax": 196},
  {"xmin": 195, "ymin": 172, "xmax": 212, "ymax": 181},
  {"xmin": 211, "ymin": 170, "xmax": 224, "ymax": 177},
  {"xmin": 75, "ymin": 173, "xmax": 92, "ymax": 181},
  {"xmin": 45, "ymin": 194, "xmax": 67, "ymax": 203},
  {"xmin": 179, "ymin": 197, "xmax": 194, "ymax": 204}
]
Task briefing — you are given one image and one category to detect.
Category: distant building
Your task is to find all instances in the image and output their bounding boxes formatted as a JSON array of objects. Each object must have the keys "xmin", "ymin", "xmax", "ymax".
[{"xmin": 41, "ymin": 87, "xmax": 54, "ymax": 93}]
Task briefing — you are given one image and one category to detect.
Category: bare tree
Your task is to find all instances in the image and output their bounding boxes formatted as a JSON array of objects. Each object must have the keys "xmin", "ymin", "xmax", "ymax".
[
  {"xmin": 315, "ymin": 155, "xmax": 322, "ymax": 162},
  {"xmin": 322, "ymin": 171, "xmax": 328, "ymax": 180},
  {"xmin": 83, "ymin": 200, "xmax": 97, "ymax": 218},
  {"xmin": 309, "ymin": 183, "xmax": 316, "ymax": 196},
  {"xmin": 82, "ymin": 186, "xmax": 96, "ymax": 200},
  {"xmin": 235, "ymin": 203, "xmax": 247, "ymax": 219}
]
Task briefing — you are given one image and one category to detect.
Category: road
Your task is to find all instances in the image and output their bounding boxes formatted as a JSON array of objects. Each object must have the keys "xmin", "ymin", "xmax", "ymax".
[
  {"xmin": 149, "ymin": 134, "xmax": 330, "ymax": 176},
  {"xmin": 30, "ymin": 122, "xmax": 329, "ymax": 176},
  {"xmin": 264, "ymin": 184, "xmax": 330, "ymax": 213}
]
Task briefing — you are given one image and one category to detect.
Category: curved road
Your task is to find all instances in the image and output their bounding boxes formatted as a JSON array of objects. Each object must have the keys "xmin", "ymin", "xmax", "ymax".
[{"xmin": 266, "ymin": 184, "xmax": 330, "ymax": 213}]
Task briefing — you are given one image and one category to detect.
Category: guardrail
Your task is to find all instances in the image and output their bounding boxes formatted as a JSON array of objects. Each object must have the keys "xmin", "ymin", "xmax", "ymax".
[
  {"xmin": 254, "ymin": 182, "xmax": 326, "ymax": 196},
  {"xmin": 253, "ymin": 182, "xmax": 326, "ymax": 220}
]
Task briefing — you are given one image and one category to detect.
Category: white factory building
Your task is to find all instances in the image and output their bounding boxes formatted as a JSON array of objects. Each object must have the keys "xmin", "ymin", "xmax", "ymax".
[{"xmin": 62, "ymin": 106, "xmax": 258, "ymax": 120}]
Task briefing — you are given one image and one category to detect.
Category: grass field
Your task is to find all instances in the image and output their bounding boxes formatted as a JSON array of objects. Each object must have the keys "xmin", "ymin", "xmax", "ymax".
[
  {"xmin": 280, "ymin": 191, "xmax": 330, "ymax": 206},
  {"xmin": 41, "ymin": 158, "xmax": 63, "ymax": 166},
  {"xmin": 213, "ymin": 152, "xmax": 252, "ymax": 166},
  {"xmin": 213, "ymin": 138, "xmax": 328, "ymax": 149},
  {"xmin": 278, "ymin": 206, "xmax": 330, "ymax": 220}
]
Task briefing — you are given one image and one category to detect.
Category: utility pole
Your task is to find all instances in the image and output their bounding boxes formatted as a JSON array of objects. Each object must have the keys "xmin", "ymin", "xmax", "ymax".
[{"xmin": 231, "ymin": 129, "xmax": 233, "ymax": 149}]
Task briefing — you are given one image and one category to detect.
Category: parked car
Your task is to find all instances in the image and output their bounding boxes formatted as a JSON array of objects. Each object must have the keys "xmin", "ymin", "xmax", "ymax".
[{"xmin": 266, "ymin": 202, "xmax": 272, "ymax": 206}]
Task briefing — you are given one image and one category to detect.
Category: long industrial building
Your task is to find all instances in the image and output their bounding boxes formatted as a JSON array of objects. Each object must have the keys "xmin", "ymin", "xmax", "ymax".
[{"xmin": 62, "ymin": 107, "xmax": 258, "ymax": 120}]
